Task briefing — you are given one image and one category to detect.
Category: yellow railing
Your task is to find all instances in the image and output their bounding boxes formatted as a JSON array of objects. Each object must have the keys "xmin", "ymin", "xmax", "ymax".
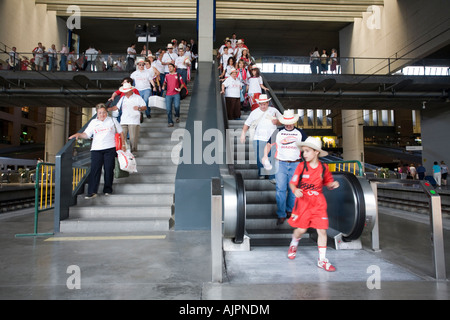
[
  {"xmin": 72, "ymin": 167, "xmax": 88, "ymax": 191},
  {"xmin": 326, "ymin": 160, "xmax": 364, "ymax": 177}
]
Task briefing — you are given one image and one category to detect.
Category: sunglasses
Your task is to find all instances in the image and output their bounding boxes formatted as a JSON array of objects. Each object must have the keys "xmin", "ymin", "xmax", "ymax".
[{"xmin": 138, "ymin": 64, "xmax": 145, "ymax": 66}]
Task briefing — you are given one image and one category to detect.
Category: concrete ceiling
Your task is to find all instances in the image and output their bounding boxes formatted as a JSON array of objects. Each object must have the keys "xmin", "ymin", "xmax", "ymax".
[{"xmin": 34, "ymin": 0, "xmax": 384, "ymax": 57}]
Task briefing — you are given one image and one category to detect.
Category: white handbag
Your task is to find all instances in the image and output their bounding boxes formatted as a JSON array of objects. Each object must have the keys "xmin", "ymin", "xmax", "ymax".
[{"xmin": 116, "ymin": 150, "xmax": 137, "ymax": 173}]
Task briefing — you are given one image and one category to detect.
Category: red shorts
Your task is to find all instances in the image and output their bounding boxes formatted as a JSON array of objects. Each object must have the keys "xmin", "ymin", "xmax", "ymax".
[{"xmin": 288, "ymin": 193, "xmax": 329, "ymax": 230}]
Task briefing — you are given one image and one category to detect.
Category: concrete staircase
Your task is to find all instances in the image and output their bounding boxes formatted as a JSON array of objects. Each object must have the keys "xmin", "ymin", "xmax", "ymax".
[{"xmin": 60, "ymin": 82, "xmax": 192, "ymax": 233}]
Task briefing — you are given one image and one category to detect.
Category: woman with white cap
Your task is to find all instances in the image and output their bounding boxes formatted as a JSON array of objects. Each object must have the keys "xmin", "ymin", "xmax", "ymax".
[
  {"xmin": 240, "ymin": 94, "xmax": 281, "ymax": 179},
  {"xmin": 262, "ymin": 110, "xmax": 308, "ymax": 225},
  {"xmin": 130, "ymin": 57, "xmax": 156, "ymax": 119},
  {"xmin": 112, "ymin": 82, "xmax": 147, "ymax": 153},
  {"xmin": 220, "ymin": 68, "xmax": 242, "ymax": 120},
  {"xmin": 287, "ymin": 136, "xmax": 339, "ymax": 272}
]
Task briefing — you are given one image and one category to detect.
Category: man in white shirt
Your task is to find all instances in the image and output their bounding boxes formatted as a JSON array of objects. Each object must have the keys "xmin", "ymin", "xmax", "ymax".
[
  {"xmin": 59, "ymin": 44, "xmax": 69, "ymax": 71},
  {"xmin": 85, "ymin": 45, "xmax": 98, "ymax": 71},
  {"xmin": 126, "ymin": 43, "xmax": 136, "ymax": 72},
  {"xmin": 33, "ymin": 42, "xmax": 44, "ymax": 71},
  {"xmin": 162, "ymin": 43, "xmax": 178, "ymax": 74},
  {"xmin": 47, "ymin": 44, "xmax": 57, "ymax": 71},
  {"xmin": 240, "ymin": 94, "xmax": 281, "ymax": 179},
  {"xmin": 262, "ymin": 110, "xmax": 308, "ymax": 224},
  {"xmin": 175, "ymin": 46, "xmax": 190, "ymax": 84}
]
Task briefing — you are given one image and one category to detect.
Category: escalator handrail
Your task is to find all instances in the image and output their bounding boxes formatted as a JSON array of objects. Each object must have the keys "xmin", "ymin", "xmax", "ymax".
[{"xmin": 215, "ymin": 64, "xmax": 246, "ymax": 244}]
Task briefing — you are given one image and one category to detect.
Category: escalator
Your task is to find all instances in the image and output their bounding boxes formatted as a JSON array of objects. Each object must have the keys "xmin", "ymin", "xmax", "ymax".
[{"xmin": 220, "ymin": 73, "xmax": 376, "ymax": 248}]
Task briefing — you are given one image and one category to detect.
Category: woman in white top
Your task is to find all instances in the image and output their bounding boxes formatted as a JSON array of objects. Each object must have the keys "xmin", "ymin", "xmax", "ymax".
[
  {"xmin": 69, "ymin": 103, "xmax": 126, "ymax": 199},
  {"xmin": 247, "ymin": 67, "xmax": 269, "ymax": 109},
  {"xmin": 221, "ymin": 68, "xmax": 242, "ymax": 120},
  {"xmin": 111, "ymin": 83, "xmax": 147, "ymax": 153},
  {"xmin": 131, "ymin": 58, "xmax": 156, "ymax": 118}
]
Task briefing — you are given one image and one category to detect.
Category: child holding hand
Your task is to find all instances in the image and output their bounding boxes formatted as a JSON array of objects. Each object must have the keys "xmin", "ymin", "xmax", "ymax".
[{"xmin": 288, "ymin": 137, "xmax": 339, "ymax": 272}]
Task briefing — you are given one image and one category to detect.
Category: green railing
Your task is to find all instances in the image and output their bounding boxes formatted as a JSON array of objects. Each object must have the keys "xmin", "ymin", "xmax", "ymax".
[{"xmin": 15, "ymin": 162, "xmax": 55, "ymax": 237}]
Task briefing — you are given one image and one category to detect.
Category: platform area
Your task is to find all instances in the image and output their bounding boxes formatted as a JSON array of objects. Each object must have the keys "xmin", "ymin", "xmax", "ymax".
[{"xmin": 0, "ymin": 206, "xmax": 449, "ymax": 302}]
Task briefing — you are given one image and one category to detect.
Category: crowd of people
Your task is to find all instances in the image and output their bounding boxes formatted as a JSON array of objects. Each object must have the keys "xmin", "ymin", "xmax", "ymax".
[
  {"xmin": 217, "ymin": 35, "xmax": 270, "ymax": 120},
  {"xmin": 309, "ymin": 47, "xmax": 338, "ymax": 74},
  {"xmin": 67, "ymin": 38, "xmax": 197, "ymax": 199},
  {"xmin": 4, "ymin": 39, "xmax": 199, "ymax": 73},
  {"xmin": 399, "ymin": 161, "xmax": 448, "ymax": 187}
]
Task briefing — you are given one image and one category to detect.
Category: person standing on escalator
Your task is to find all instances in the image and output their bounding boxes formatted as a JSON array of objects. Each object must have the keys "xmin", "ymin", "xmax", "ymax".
[{"xmin": 261, "ymin": 110, "xmax": 308, "ymax": 225}]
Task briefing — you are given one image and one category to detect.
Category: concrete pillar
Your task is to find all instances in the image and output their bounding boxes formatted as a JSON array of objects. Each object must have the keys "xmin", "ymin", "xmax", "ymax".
[
  {"xmin": 197, "ymin": 0, "xmax": 214, "ymax": 62},
  {"xmin": 45, "ymin": 107, "xmax": 68, "ymax": 163},
  {"xmin": 342, "ymin": 110, "xmax": 365, "ymax": 164},
  {"xmin": 421, "ymin": 105, "xmax": 450, "ymax": 176}
]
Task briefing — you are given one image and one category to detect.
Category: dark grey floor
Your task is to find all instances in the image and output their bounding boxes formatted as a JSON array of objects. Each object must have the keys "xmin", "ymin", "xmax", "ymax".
[{"xmin": 0, "ymin": 206, "xmax": 449, "ymax": 301}]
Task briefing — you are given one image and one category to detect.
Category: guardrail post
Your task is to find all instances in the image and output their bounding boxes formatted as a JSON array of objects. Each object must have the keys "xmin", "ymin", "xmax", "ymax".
[
  {"xmin": 369, "ymin": 181, "xmax": 381, "ymax": 251},
  {"xmin": 211, "ymin": 177, "xmax": 223, "ymax": 283},
  {"xmin": 421, "ymin": 181, "xmax": 446, "ymax": 280}
]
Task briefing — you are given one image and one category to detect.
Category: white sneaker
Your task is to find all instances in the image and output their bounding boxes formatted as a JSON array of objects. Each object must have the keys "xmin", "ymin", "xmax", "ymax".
[{"xmin": 318, "ymin": 258, "xmax": 336, "ymax": 272}]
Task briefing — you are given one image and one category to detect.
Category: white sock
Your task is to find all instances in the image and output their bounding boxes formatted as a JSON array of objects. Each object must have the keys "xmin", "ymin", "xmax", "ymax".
[
  {"xmin": 318, "ymin": 246, "xmax": 327, "ymax": 260},
  {"xmin": 290, "ymin": 236, "xmax": 300, "ymax": 247}
]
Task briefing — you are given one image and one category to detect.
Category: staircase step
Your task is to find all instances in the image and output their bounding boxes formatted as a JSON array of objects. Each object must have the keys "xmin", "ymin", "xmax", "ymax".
[
  {"xmin": 69, "ymin": 204, "xmax": 172, "ymax": 219},
  {"xmin": 60, "ymin": 219, "xmax": 169, "ymax": 233},
  {"xmin": 76, "ymin": 194, "xmax": 173, "ymax": 206}
]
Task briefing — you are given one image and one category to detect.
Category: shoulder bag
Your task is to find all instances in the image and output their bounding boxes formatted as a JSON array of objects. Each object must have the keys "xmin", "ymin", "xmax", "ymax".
[{"xmin": 248, "ymin": 110, "xmax": 267, "ymax": 141}]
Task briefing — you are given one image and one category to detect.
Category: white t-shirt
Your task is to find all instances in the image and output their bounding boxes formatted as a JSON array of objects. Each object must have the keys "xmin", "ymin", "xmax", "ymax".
[
  {"xmin": 220, "ymin": 53, "xmax": 232, "ymax": 67},
  {"xmin": 118, "ymin": 94, "xmax": 147, "ymax": 125},
  {"xmin": 145, "ymin": 65, "xmax": 157, "ymax": 80},
  {"xmin": 154, "ymin": 60, "xmax": 164, "ymax": 74},
  {"xmin": 222, "ymin": 76, "xmax": 242, "ymax": 98},
  {"xmin": 85, "ymin": 48, "xmax": 98, "ymax": 61},
  {"xmin": 175, "ymin": 55, "xmax": 189, "ymax": 69},
  {"xmin": 244, "ymin": 107, "xmax": 281, "ymax": 141},
  {"xmin": 269, "ymin": 127, "xmax": 307, "ymax": 161},
  {"xmin": 130, "ymin": 69, "xmax": 151, "ymax": 91},
  {"xmin": 162, "ymin": 51, "xmax": 178, "ymax": 73},
  {"xmin": 127, "ymin": 46, "xmax": 136, "ymax": 59},
  {"xmin": 247, "ymin": 76, "xmax": 263, "ymax": 94},
  {"xmin": 84, "ymin": 117, "xmax": 122, "ymax": 151}
]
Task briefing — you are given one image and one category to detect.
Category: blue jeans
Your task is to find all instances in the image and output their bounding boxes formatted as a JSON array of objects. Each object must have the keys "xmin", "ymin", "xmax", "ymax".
[
  {"xmin": 60, "ymin": 55, "xmax": 67, "ymax": 71},
  {"xmin": 178, "ymin": 68, "xmax": 187, "ymax": 85},
  {"xmin": 275, "ymin": 161, "xmax": 298, "ymax": 218},
  {"xmin": 166, "ymin": 93, "xmax": 180, "ymax": 124},
  {"xmin": 252, "ymin": 139, "xmax": 275, "ymax": 179},
  {"xmin": 138, "ymin": 89, "xmax": 151, "ymax": 117}
]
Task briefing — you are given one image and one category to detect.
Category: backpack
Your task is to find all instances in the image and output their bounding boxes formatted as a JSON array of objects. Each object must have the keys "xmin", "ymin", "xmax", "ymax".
[
  {"xmin": 296, "ymin": 160, "xmax": 326, "ymax": 189},
  {"xmin": 177, "ymin": 73, "xmax": 188, "ymax": 100}
]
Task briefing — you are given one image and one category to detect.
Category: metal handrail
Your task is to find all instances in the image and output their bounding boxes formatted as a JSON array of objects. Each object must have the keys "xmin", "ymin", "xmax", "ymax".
[
  {"xmin": 216, "ymin": 62, "xmax": 246, "ymax": 244},
  {"xmin": 53, "ymin": 114, "xmax": 95, "ymax": 232},
  {"xmin": 256, "ymin": 55, "xmax": 450, "ymax": 76}
]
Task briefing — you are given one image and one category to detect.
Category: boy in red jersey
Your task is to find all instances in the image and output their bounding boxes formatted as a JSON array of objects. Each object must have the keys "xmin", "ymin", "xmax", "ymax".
[{"xmin": 287, "ymin": 137, "xmax": 339, "ymax": 272}]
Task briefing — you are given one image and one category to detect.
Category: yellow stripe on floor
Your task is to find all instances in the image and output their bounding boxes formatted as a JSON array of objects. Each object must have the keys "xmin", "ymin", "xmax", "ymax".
[{"xmin": 44, "ymin": 235, "xmax": 166, "ymax": 241}]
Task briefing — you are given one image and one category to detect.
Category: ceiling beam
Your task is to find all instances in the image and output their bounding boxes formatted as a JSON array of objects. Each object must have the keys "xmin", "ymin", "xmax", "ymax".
[{"xmin": 36, "ymin": 0, "xmax": 383, "ymax": 22}]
